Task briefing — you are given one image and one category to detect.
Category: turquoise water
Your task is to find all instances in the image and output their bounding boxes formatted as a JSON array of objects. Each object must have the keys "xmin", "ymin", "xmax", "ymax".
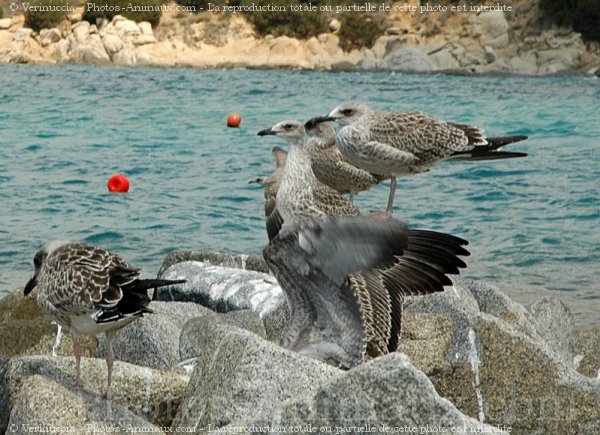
[{"xmin": 1, "ymin": 65, "xmax": 599, "ymax": 326}]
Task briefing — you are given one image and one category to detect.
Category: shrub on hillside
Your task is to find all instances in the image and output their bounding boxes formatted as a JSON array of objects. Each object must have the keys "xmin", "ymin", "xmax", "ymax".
[
  {"xmin": 24, "ymin": 0, "xmax": 68, "ymax": 32},
  {"xmin": 540, "ymin": 0, "xmax": 600, "ymax": 41},
  {"xmin": 174, "ymin": 0, "xmax": 212, "ymax": 10},
  {"xmin": 338, "ymin": 12, "xmax": 385, "ymax": 51},
  {"xmin": 241, "ymin": 0, "xmax": 328, "ymax": 39},
  {"xmin": 83, "ymin": 0, "xmax": 162, "ymax": 27},
  {"xmin": 572, "ymin": 0, "xmax": 600, "ymax": 41}
]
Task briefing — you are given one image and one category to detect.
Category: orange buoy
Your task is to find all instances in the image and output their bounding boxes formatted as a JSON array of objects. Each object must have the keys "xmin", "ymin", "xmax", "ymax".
[
  {"xmin": 227, "ymin": 113, "xmax": 241, "ymax": 128},
  {"xmin": 107, "ymin": 174, "xmax": 130, "ymax": 193}
]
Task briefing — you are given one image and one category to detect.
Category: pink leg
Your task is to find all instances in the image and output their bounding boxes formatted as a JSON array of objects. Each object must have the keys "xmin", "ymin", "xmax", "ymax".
[
  {"xmin": 385, "ymin": 176, "xmax": 397, "ymax": 215},
  {"xmin": 71, "ymin": 332, "xmax": 83, "ymax": 391},
  {"xmin": 369, "ymin": 176, "xmax": 396, "ymax": 221},
  {"xmin": 102, "ymin": 330, "xmax": 115, "ymax": 400}
]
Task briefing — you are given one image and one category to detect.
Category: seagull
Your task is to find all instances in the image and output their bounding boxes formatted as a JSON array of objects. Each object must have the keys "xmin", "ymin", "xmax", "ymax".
[
  {"xmin": 264, "ymin": 215, "xmax": 469, "ymax": 368},
  {"xmin": 314, "ymin": 102, "xmax": 528, "ymax": 218},
  {"xmin": 24, "ymin": 240, "xmax": 186, "ymax": 400},
  {"xmin": 249, "ymin": 146, "xmax": 287, "ymax": 241},
  {"xmin": 257, "ymin": 120, "xmax": 360, "ymax": 233},
  {"xmin": 304, "ymin": 117, "xmax": 388, "ymax": 200}
]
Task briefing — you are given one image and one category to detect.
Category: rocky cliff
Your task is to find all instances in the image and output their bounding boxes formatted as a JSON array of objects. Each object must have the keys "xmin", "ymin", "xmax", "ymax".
[{"xmin": 0, "ymin": 2, "xmax": 599, "ymax": 74}]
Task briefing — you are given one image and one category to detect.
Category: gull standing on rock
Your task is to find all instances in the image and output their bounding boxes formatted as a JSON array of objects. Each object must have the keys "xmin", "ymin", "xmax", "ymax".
[
  {"xmin": 257, "ymin": 120, "xmax": 360, "ymax": 232},
  {"xmin": 304, "ymin": 117, "xmax": 388, "ymax": 199},
  {"xmin": 264, "ymin": 215, "xmax": 469, "ymax": 368},
  {"xmin": 24, "ymin": 240, "xmax": 185, "ymax": 400},
  {"xmin": 249, "ymin": 146, "xmax": 287, "ymax": 241},
  {"xmin": 315, "ymin": 102, "xmax": 528, "ymax": 217}
]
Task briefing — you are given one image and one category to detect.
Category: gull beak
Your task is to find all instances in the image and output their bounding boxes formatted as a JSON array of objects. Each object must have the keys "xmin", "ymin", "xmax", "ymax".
[
  {"xmin": 248, "ymin": 177, "xmax": 266, "ymax": 185},
  {"xmin": 305, "ymin": 115, "xmax": 336, "ymax": 129},
  {"xmin": 24, "ymin": 274, "xmax": 38, "ymax": 296},
  {"xmin": 257, "ymin": 128, "xmax": 277, "ymax": 136}
]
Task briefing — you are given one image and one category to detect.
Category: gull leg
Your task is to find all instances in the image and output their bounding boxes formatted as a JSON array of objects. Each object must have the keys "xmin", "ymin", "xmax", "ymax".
[
  {"xmin": 71, "ymin": 332, "xmax": 83, "ymax": 391},
  {"xmin": 102, "ymin": 330, "xmax": 116, "ymax": 400},
  {"xmin": 370, "ymin": 176, "xmax": 396, "ymax": 220},
  {"xmin": 385, "ymin": 176, "xmax": 397, "ymax": 216}
]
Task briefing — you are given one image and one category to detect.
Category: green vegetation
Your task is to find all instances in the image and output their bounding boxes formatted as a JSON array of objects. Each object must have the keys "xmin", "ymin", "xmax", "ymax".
[
  {"xmin": 572, "ymin": 0, "xmax": 600, "ymax": 41},
  {"xmin": 241, "ymin": 0, "xmax": 327, "ymax": 39},
  {"xmin": 540, "ymin": 0, "xmax": 600, "ymax": 41},
  {"xmin": 174, "ymin": 0, "xmax": 213, "ymax": 10},
  {"xmin": 0, "ymin": 3, "xmax": 4, "ymax": 19},
  {"xmin": 24, "ymin": 0, "xmax": 68, "ymax": 32},
  {"xmin": 83, "ymin": 0, "xmax": 163, "ymax": 27},
  {"xmin": 338, "ymin": 12, "xmax": 385, "ymax": 51}
]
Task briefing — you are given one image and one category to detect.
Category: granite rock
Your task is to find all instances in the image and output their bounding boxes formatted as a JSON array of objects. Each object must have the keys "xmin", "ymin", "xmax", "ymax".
[
  {"xmin": 173, "ymin": 318, "xmax": 341, "ymax": 431},
  {"xmin": 528, "ymin": 296, "xmax": 576, "ymax": 367},
  {"xmin": 94, "ymin": 301, "xmax": 214, "ymax": 370},
  {"xmin": 157, "ymin": 260, "xmax": 284, "ymax": 317},
  {"xmin": 179, "ymin": 309, "xmax": 266, "ymax": 362},
  {"xmin": 574, "ymin": 325, "xmax": 600, "ymax": 379},
  {"xmin": 1, "ymin": 355, "xmax": 189, "ymax": 431},
  {"xmin": 401, "ymin": 280, "xmax": 600, "ymax": 433},
  {"xmin": 384, "ymin": 47, "xmax": 437, "ymax": 72},
  {"xmin": 8, "ymin": 375, "xmax": 163, "ymax": 433},
  {"xmin": 158, "ymin": 250, "xmax": 269, "ymax": 275},
  {"xmin": 239, "ymin": 353, "xmax": 505, "ymax": 433}
]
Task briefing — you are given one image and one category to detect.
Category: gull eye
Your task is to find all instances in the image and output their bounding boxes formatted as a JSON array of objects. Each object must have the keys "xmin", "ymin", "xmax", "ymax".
[
  {"xmin": 33, "ymin": 253, "xmax": 42, "ymax": 268},
  {"xmin": 342, "ymin": 108, "xmax": 354, "ymax": 116},
  {"xmin": 284, "ymin": 124, "xmax": 294, "ymax": 130}
]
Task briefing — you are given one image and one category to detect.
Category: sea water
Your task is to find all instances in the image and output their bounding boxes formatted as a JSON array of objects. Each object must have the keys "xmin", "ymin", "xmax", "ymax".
[{"xmin": 1, "ymin": 65, "xmax": 598, "ymax": 326}]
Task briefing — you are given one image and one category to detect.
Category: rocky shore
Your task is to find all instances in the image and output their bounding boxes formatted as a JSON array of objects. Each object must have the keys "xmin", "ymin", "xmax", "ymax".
[
  {"xmin": 0, "ymin": 2, "xmax": 599, "ymax": 75},
  {"xmin": 1, "ymin": 250, "xmax": 599, "ymax": 433}
]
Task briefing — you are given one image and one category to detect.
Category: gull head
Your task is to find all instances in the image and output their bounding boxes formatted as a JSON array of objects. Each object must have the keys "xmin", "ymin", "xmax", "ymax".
[
  {"xmin": 327, "ymin": 102, "xmax": 372, "ymax": 126},
  {"xmin": 24, "ymin": 240, "xmax": 70, "ymax": 295},
  {"xmin": 257, "ymin": 120, "xmax": 306, "ymax": 146},
  {"xmin": 304, "ymin": 117, "xmax": 336, "ymax": 140}
]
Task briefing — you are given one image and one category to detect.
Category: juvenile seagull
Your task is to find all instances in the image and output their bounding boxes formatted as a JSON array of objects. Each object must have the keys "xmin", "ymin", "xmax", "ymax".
[
  {"xmin": 257, "ymin": 120, "xmax": 360, "ymax": 232},
  {"xmin": 264, "ymin": 216, "xmax": 469, "ymax": 368},
  {"xmin": 316, "ymin": 102, "xmax": 528, "ymax": 217},
  {"xmin": 24, "ymin": 241, "xmax": 185, "ymax": 399},
  {"xmin": 304, "ymin": 117, "xmax": 388, "ymax": 199},
  {"xmin": 249, "ymin": 146, "xmax": 287, "ymax": 241}
]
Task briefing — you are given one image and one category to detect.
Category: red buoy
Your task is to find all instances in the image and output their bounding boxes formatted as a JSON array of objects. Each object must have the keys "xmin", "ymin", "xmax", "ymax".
[
  {"xmin": 227, "ymin": 113, "xmax": 241, "ymax": 128},
  {"xmin": 107, "ymin": 174, "xmax": 130, "ymax": 193}
]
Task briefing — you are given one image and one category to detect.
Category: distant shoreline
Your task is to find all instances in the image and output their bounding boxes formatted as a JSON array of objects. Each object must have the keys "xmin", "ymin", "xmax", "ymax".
[{"xmin": 1, "ymin": 4, "xmax": 599, "ymax": 75}]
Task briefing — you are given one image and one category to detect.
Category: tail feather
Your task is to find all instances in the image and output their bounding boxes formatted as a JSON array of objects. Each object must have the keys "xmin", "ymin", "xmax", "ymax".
[
  {"xmin": 451, "ymin": 134, "xmax": 528, "ymax": 161},
  {"xmin": 126, "ymin": 278, "xmax": 186, "ymax": 293}
]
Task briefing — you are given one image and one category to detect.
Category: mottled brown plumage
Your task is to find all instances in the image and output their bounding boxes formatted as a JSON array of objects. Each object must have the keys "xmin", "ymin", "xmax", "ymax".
[
  {"xmin": 249, "ymin": 146, "xmax": 287, "ymax": 240},
  {"xmin": 304, "ymin": 118, "xmax": 387, "ymax": 197},
  {"xmin": 257, "ymin": 120, "xmax": 360, "ymax": 232},
  {"xmin": 320, "ymin": 102, "xmax": 528, "ymax": 216},
  {"xmin": 24, "ymin": 241, "xmax": 185, "ymax": 399}
]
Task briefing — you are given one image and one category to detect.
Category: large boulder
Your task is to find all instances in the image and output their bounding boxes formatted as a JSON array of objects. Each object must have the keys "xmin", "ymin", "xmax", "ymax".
[
  {"xmin": 472, "ymin": 11, "xmax": 510, "ymax": 49},
  {"xmin": 528, "ymin": 296, "xmax": 576, "ymax": 367},
  {"xmin": 173, "ymin": 318, "xmax": 341, "ymax": 430},
  {"xmin": 0, "ymin": 289, "xmax": 97, "ymax": 358},
  {"xmin": 383, "ymin": 47, "xmax": 437, "ymax": 72},
  {"xmin": 158, "ymin": 250, "xmax": 269, "ymax": 275},
  {"xmin": 401, "ymin": 280, "xmax": 600, "ymax": 433},
  {"xmin": 233, "ymin": 353, "xmax": 505, "ymax": 433},
  {"xmin": 8, "ymin": 375, "xmax": 163, "ymax": 433},
  {"xmin": 0, "ymin": 355, "xmax": 189, "ymax": 431},
  {"xmin": 158, "ymin": 260, "xmax": 284, "ymax": 317},
  {"xmin": 94, "ymin": 301, "xmax": 214, "ymax": 370},
  {"xmin": 574, "ymin": 325, "xmax": 600, "ymax": 378}
]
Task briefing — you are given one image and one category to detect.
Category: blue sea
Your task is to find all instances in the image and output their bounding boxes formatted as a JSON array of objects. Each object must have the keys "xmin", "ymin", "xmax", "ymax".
[{"xmin": 1, "ymin": 65, "xmax": 598, "ymax": 327}]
